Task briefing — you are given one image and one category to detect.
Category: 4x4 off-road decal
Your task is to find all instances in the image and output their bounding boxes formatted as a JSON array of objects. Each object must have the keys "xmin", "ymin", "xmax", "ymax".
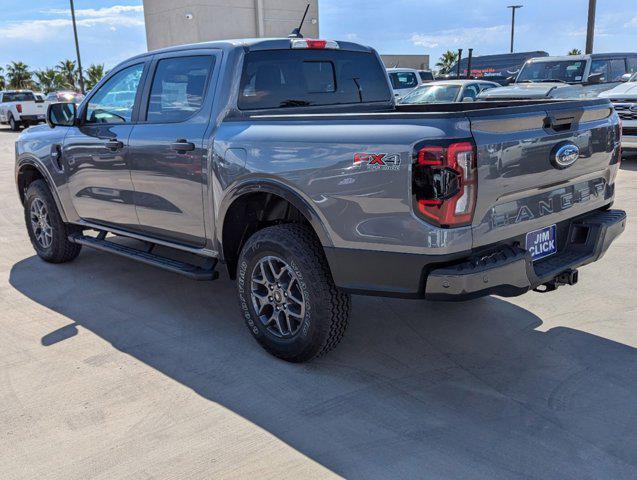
[{"xmin": 353, "ymin": 153, "xmax": 401, "ymax": 171}]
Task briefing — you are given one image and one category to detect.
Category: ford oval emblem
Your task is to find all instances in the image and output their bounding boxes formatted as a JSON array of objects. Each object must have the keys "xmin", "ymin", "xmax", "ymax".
[{"xmin": 551, "ymin": 143, "xmax": 580, "ymax": 169}]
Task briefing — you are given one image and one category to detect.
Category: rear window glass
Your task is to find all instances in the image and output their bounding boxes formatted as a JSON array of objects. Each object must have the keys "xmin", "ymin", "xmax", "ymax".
[
  {"xmin": 3, "ymin": 92, "xmax": 35, "ymax": 102},
  {"xmin": 238, "ymin": 49, "xmax": 391, "ymax": 110}
]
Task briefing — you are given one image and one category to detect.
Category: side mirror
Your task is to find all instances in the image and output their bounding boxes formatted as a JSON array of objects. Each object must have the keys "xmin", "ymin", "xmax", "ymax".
[
  {"xmin": 505, "ymin": 75, "xmax": 516, "ymax": 85},
  {"xmin": 461, "ymin": 97, "xmax": 475, "ymax": 102},
  {"xmin": 620, "ymin": 73, "xmax": 632, "ymax": 82},
  {"xmin": 47, "ymin": 102, "xmax": 76, "ymax": 128},
  {"xmin": 586, "ymin": 72, "xmax": 604, "ymax": 84}
]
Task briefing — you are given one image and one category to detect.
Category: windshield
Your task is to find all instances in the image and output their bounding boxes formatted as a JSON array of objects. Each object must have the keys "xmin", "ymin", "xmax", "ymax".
[
  {"xmin": 389, "ymin": 72, "xmax": 419, "ymax": 90},
  {"xmin": 399, "ymin": 84, "xmax": 461, "ymax": 104},
  {"xmin": 516, "ymin": 60, "xmax": 586, "ymax": 83}
]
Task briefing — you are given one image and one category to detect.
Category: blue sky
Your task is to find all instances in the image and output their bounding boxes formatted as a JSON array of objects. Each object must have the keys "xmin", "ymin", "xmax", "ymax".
[{"xmin": 1, "ymin": 0, "xmax": 636, "ymax": 71}]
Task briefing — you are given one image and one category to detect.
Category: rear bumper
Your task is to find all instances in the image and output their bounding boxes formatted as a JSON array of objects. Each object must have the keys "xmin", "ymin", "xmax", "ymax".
[
  {"xmin": 326, "ymin": 208, "xmax": 626, "ymax": 300},
  {"xmin": 19, "ymin": 114, "xmax": 46, "ymax": 123}
]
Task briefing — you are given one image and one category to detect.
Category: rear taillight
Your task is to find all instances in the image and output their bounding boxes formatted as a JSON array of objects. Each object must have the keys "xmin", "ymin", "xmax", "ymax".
[
  {"xmin": 413, "ymin": 141, "xmax": 477, "ymax": 227},
  {"xmin": 16, "ymin": 104, "xmax": 22, "ymax": 113},
  {"xmin": 290, "ymin": 39, "xmax": 339, "ymax": 49}
]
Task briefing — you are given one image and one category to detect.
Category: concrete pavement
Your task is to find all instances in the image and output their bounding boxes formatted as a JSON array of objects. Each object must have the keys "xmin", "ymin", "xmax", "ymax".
[{"xmin": 1, "ymin": 127, "xmax": 636, "ymax": 479}]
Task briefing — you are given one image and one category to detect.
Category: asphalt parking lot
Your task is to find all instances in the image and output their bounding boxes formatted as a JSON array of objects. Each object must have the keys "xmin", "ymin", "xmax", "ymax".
[{"xmin": 1, "ymin": 127, "xmax": 636, "ymax": 480}]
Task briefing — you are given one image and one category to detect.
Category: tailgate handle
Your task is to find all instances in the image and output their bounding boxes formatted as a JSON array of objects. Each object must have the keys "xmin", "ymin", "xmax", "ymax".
[{"xmin": 544, "ymin": 115, "xmax": 576, "ymax": 132}]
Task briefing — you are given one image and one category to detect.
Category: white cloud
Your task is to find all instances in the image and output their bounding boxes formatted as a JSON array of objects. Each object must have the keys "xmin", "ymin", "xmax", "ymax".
[
  {"xmin": 625, "ymin": 17, "xmax": 637, "ymax": 28},
  {"xmin": 0, "ymin": 5, "xmax": 144, "ymax": 42},
  {"xmin": 45, "ymin": 5, "xmax": 144, "ymax": 18},
  {"xmin": 411, "ymin": 25, "xmax": 511, "ymax": 49}
]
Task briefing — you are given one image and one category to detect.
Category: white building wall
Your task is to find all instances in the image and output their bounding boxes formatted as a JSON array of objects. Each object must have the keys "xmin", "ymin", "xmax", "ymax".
[{"xmin": 143, "ymin": 0, "xmax": 319, "ymax": 51}]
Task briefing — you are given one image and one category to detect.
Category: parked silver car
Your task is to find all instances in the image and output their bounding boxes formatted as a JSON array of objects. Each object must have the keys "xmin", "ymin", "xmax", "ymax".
[{"xmin": 399, "ymin": 80, "xmax": 500, "ymax": 104}]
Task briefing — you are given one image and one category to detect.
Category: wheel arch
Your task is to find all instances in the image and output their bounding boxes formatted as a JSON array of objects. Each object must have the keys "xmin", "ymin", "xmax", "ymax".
[
  {"xmin": 16, "ymin": 157, "xmax": 68, "ymax": 223},
  {"xmin": 218, "ymin": 179, "xmax": 333, "ymax": 279}
]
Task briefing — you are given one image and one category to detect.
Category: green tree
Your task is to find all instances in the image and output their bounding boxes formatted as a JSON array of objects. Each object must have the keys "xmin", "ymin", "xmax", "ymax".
[
  {"xmin": 6, "ymin": 61, "xmax": 33, "ymax": 89},
  {"xmin": 568, "ymin": 48, "xmax": 582, "ymax": 55},
  {"xmin": 0, "ymin": 66, "xmax": 6, "ymax": 90},
  {"xmin": 436, "ymin": 50, "xmax": 459, "ymax": 75},
  {"xmin": 34, "ymin": 68, "xmax": 60, "ymax": 94},
  {"xmin": 56, "ymin": 59, "xmax": 78, "ymax": 90},
  {"xmin": 85, "ymin": 64, "xmax": 106, "ymax": 91}
]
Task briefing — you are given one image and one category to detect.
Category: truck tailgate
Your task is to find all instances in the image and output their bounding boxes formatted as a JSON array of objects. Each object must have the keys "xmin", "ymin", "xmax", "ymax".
[{"xmin": 468, "ymin": 99, "xmax": 621, "ymax": 248}]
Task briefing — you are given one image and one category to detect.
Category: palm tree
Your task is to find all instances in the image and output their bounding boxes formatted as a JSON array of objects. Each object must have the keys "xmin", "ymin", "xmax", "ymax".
[
  {"xmin": 34, "ymin": 68, "xmax": 60, "ymax": 94},
  {"xmin": 6, "ymin": 61, "xmax": 33, "ymax": 89},
  {"xmin": 0, "ymin": 66, "xmax": 6, "ymax": 90},
  {"xmin": 568, "ymin": 48, "xmax": 582, "ymax": 56},
  {"xmin": 436, "ymin": 50, "xmax": 459, "ymax": 75},
  {"xmin": 85, "ymin": 64, "xmax": 106, "ymax": 91},
  {"xmin": 56, "ymin": 59, "xmax": 78, "ymax": 90}
]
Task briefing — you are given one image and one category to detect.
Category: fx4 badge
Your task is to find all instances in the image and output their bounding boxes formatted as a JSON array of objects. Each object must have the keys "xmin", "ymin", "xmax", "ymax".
[{"xmin": 353, "ymin": 153, "xmax": 401, "ymax": 171}]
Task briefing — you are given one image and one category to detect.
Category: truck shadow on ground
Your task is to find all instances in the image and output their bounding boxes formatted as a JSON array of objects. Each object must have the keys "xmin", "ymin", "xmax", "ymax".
[{"xmin": 9, "ymin": 251, "xmax": 637, "ymax": 479}]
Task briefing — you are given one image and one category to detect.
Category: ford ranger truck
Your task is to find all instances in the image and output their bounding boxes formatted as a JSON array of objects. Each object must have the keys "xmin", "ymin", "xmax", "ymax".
[{"xmin": 15, "ymin": 38, "xmax": 626, "ymax": 362}]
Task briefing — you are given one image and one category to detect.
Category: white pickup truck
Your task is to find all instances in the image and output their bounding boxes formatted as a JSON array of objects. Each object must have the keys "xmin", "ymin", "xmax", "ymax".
[
  {"xmin": 599, "ymin": 72, "xmax": 637, "ymax": 152},
  {"xmin": 0, "ymin": 90, "xmax": 47, "ymax": 131}
]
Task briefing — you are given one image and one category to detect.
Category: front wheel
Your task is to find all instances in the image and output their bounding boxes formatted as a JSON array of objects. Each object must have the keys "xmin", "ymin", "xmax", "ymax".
[
  {"xmin": 237, "ymin": 224, "xmax": 350, "ymax": 363},
  {"xmin": 24, "ymin": 180, "xmax": 82, "ymax": 263}
]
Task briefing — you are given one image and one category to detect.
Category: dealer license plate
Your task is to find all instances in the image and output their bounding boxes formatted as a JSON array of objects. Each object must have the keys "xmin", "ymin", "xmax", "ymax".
[{"xmin": 525, "ymin": 224, "xmax": 556, "ymax": 261}]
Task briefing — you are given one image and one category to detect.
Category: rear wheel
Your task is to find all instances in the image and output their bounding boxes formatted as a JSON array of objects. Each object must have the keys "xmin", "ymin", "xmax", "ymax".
[
  {"xmin": 9, "ymin": 114, "xmax": 20, "ymax": 131},
  {"xmin": 237, "ymin": 224, "xmax": 350, "ymax": 362},
  {"xmin": 24, "ymin": 180, "xmax": 82, "ymax": 263}
]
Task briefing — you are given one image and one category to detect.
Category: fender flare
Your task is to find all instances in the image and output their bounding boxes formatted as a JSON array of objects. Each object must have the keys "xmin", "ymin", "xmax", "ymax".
[
  {"xmin": 217, "ymin": 178, "xmax": 334, "ymax": 251},
  {"xmin": 15, "ymin": 156, "xmax": 68, "ymax": 223}
]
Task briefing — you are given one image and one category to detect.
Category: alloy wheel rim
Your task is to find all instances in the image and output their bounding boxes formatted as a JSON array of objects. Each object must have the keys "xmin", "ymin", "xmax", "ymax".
[
  {"xmin": 250, "ymin": 255, "xmax": 306, "ymax": 338},
  {"xmin": 30, "ymin": 198, "xmax": 53, "ymax": 248}
]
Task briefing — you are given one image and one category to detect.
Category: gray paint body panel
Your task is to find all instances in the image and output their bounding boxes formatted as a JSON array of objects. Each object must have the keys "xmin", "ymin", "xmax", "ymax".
[{"xmin": 14, "ymin": 39, "xmax": 622, "ymax": 294}]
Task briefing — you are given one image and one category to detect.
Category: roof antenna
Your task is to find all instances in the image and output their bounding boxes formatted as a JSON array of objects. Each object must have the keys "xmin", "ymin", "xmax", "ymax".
[{"xmin": 288, "ymin": 3, "xmax": 310, "ymax": 38}]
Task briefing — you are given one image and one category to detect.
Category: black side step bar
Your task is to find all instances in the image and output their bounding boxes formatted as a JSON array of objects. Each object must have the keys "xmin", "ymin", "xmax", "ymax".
[{"xmin": 69, "ymin": 233, "xmax": 219, "ymax": 281}]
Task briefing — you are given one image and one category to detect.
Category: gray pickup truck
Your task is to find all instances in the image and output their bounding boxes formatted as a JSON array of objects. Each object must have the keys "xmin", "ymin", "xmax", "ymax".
[{"xmin": 15, "ymin": 38, "xmax": 626, "ymax": 362}]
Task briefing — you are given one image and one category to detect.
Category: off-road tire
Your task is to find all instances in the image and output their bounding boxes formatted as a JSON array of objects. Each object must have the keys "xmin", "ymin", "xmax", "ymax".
[
  {"xmin": 237, "ymin": 224, "xmax": 350, "ymax": 363},
  {"xmin": 9, "ymin": 114, "xmax": 20, "ymax": 131},
  {"xmin": 24, "ymin": 180, "xmax": 82, "ymax": 263}
]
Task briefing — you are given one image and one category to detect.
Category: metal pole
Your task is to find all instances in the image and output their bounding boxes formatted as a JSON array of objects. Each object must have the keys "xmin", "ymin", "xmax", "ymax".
[
  {"xmin": 70, "ymin": 0, "xmax": 85, "ymax": 94},
  {"xmin": 508, "ymin": 5, "xmax": 523, "ymax": 53},
  {"xmin": 467, "ymin": 48, "xmax": 473, "ymax": 79},
  {"xmin": 585, "ymin": 0, "xmax": 597, "ymax": 54},
  {"xmin": 456, "ymin": 49, "xmax": 463, "ymax": 79}
]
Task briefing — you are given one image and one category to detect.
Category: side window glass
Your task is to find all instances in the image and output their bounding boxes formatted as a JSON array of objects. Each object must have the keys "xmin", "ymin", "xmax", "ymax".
[
  {"xmin": 628, "ymin": 58, "xmax": 637, "ymax": 73},
  {"xmin": 85, "ymin": 64, "xmax": 143, "ymax": 124},
  {"xmin": 146, "ymin": 56, "xmax": 214, "ymax": 123},
  {"xmin": 590, "ymin": 60, "xmax": 609, "ymax": 82},
  {"xmin": 463, "ymin": 85, "xmax": 480, "ymax": 99},
  {"xmin": 609, "ymin": 59, "xmax": 627, "ymax": 81}
]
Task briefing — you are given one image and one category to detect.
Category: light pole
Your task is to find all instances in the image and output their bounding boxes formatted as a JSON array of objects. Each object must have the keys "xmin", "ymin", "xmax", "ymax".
[
  {"xmin": 70, "ymin": 0, "xmax": 85, "ymax": 94},
  {"xmin": 585, "ymin": 0, "xmax": 597, "ymax": 54},
  {"xmin": 507, "ymin": 5, "xmax": 523, "ymax": 53}
]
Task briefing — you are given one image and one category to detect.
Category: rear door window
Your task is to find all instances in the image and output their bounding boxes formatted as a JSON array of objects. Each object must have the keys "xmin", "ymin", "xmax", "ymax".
[
  {"xmin": 146, "ymin": 55, "xmax": 214, "ymax": 122},
  {"xmin": 239, "ymin": 49, "xmax": 391, "ymax": 110}
]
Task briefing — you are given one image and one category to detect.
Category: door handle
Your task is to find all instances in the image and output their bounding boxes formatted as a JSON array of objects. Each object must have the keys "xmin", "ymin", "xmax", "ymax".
[
  {"xmin": 105, "ymin": 139, "xmax": 124, "ymax": 151},
  {"xmin": 171, "ymin": 139, "xmax": 196, "ymax": 153}
]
